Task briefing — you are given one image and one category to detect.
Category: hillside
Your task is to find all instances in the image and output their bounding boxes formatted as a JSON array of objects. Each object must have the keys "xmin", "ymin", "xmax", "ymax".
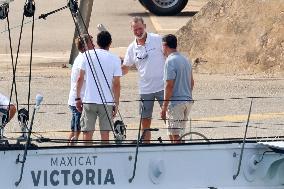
[{"xmin": 177, "ymin": 0, "xmax": 284, "ymax": 75}]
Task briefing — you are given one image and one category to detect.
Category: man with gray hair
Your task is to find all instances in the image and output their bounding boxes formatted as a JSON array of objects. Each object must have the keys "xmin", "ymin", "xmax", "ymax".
[{"xmin": 122, "ymin": 16, "xmax": 165, "ymax": 143}]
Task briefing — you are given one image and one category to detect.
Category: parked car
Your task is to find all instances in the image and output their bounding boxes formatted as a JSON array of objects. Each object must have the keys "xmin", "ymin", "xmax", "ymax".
[{"xmin": 138, "ymin": 0, "xmax": 188, "ymax": 16}]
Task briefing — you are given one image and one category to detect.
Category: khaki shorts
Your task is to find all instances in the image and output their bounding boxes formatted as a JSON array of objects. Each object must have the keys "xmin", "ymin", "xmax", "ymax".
[
  {"xmin": 81, "ymin": 103, "xmax": 113, "ymax": 132},
  {"xmin": 168, "ymin": 102, "xmax": 193, "ymax": 135}
]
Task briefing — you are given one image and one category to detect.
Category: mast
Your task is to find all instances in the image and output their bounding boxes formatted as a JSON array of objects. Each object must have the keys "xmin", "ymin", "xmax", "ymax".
[{"xmin": 68, "ymin": 0, "xmax": 94, "ymax": 65}]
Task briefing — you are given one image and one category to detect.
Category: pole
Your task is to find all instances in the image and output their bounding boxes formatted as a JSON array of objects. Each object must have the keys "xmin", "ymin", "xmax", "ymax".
[{"xmin": 68, "ymin": 0, "xmax": 94, "ymax": 65}]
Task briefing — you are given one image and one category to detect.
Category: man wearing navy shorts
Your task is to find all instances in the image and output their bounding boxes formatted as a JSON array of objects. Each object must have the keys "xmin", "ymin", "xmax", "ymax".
[{"xmin": 67, "ymin": 34, "xmax": 92, "ymax": 145}]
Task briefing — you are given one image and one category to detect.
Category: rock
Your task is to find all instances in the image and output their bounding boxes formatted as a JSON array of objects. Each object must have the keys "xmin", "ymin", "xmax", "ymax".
[{"xmin": 177, "ymin": 0, "xmax": 284, "ymax": 75}]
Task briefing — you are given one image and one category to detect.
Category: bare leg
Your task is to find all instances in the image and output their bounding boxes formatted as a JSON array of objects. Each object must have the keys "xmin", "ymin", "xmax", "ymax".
[
  {"xmin": 74, "ymin": 131, "xmax": 80, "ymax": 140},
  {"xmin": 100, "ymin": 131, "xmax": 109, "ymax": 144},
  {"xmin": 68, "ymin": 131, "xmax": 80, "ymax": 146},
  {"xmin": 83, "ymin": 131, "xmax": 94, "ymax": 146},
  {"xmin": 169, "ymin": 135, "xmax": 173, "ymax": 143},
  {"xmin": 8, "ymin": 105, "xmax": 16, "ymax": 122},
  {"xmin": 68, "ymin": 132, "xmax": 75, "ymax": 146},
  {"xmin": 169, "ymin": 135, "xmax": 181, "ymax": 144},
  {"xmin": 142, "ymin": 118, "xmax": 151, "ymax": 143}
]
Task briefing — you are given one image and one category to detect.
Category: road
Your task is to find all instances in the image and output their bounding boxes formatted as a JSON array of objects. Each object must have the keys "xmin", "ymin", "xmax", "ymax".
[{"xmin": 0, "ymin": 0, "xmax": 207, "ymax": 53}]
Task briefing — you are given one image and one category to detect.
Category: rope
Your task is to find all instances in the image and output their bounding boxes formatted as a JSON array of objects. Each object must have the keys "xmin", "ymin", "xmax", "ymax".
[
  {"xmin": 8, "ymin": 95, "xmax": 283, "ymax": 107},
  {"xmin": 27, "ymin": 14, "xmax": 35, "ymax": 115},
  {"xmin": 6, "ymin": 14, "xmax": 16, "ymax": 121},
  {"xmin": 38, "ymin": 5, "xmax": 68, "ymax": 20},
  {"xmin": 7, "ymin": 12, "xmax": 25, "ymax": 118},
  {"xmin": 3, "ymin": 1, "xmax": 36, "ymax": 127},
  {"xmin": 77, "ymin": 9, "xmax": 124, "ymax": 121},
  {"xmin": 6, "ymin": 122, "xmax": 284, "ymax": 136},
  {"xmin": 68, "ymin": 2, "xmax": 115, "ymax": 137},
  {"xmin": 5, "ymin": 135, "xmax": 284, "ymax": 145},
  {"xmin": 0, "ymin": 18, "xmax": 39, "ymax": 35},
  {"xmin": 1, "ymin": 4, "xmax": 68, "ymax": 35}
]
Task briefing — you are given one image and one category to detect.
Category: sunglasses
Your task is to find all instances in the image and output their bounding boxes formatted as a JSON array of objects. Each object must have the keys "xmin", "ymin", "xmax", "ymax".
[{"xmin": 135, "ymin": 46, "xmax": 148, "ymax": 60}]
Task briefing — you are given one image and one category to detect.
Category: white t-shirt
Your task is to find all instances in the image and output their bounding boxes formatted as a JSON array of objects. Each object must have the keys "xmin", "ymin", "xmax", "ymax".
[
  {"xmin": 0, "ymin": 92, "xmax": 10, "ymax": 109},
  {"xmin": 124, "ymin": 33, "xmax": 165, "ymax": 94},
  {"xmin": 68, "ymin": 53, "xmax": 86, "ymax": 106},
  {"xmin": 80, "ymin": 49, "xmax": 122, "ymax": 105}
]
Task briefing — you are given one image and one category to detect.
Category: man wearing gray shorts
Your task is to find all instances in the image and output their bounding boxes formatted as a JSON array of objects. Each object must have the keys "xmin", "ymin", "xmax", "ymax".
[
  {"xmin": 76, "ymin": 31, "xmax": 122, "ymax": 145},
  {"xmin": 160, "ymin": 34, "xmax": 194, "ymax": 143},
  {"xmin": 122, "ymin": 16, "xmax": 165, "ymax": 143}
]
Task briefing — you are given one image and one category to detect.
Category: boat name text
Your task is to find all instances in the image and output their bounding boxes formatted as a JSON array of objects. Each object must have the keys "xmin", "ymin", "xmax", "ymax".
[{"xmin": 30, "ymin": 155, "xmax": 115, "ymax": 187}]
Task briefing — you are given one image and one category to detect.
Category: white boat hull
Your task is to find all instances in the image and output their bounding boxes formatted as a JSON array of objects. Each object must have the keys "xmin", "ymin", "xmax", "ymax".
[{"xmin": 1, "ymin": 142, "xmax": 284, "ymax": 188}]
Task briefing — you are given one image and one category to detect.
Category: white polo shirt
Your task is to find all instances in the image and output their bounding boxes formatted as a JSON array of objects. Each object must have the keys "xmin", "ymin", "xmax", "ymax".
[
  {"xmin": 68, "ymin": 53, "xmax": 86, "ymax": 106},
  {"xmin": 80, "ymin": 49, "xmax": 122, "ymax": 105},
  {"xmin": 0, "ymin": 92, "xmax": 10, "ymax": 109},
  {"xmin": 124, "ymin": 33, "xmax": 165, "ymax": 94}
]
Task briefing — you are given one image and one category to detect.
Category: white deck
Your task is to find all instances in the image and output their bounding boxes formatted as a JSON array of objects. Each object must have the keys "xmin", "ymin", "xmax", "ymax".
[{"xmin": 258, "ymin": 141, "xmax": 284, "ymax": 150}]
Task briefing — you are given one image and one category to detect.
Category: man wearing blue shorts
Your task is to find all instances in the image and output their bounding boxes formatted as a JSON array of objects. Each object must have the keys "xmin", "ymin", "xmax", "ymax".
[
  {"xmin": 67, "ymin": 34, "xmax": 93, "ymax": 145},
  {"xmin": 122, "ymin": 16, "xmax": 165, "ymax": 143}
]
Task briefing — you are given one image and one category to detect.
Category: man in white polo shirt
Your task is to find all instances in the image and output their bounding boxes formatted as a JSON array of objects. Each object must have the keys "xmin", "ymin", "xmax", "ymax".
[
  {"xmin": 122, "ymin": 16, "xmax": 165, "ymax": 143},
  {"xmin": 76, "ymin": 31, "xmax": 122, "ymax": 145},
  {"xmin": 0, "ymin": 92, "xmax": 16, "ymax": 127}
]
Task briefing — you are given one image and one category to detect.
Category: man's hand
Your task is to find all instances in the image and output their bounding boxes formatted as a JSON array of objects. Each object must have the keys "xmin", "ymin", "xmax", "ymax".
[
  {"xmin": 112, "ymin": 105, "xmax": 118, "ymax": 118},
  {"xmin": 75, "ymin": 99, "xmax": 83, "ymax": 113},
  {"xmin": 121, "ymin": 65, "xmax": 129, "ymax": 75}
]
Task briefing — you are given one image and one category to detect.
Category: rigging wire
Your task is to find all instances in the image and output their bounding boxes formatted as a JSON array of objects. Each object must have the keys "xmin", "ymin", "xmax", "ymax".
[
  {"xmin": 38, "ymin": 5, "xmax": 68, "ymax": 20},
  {"xmin": 5, "ymin": 134, "xmax": 284, "ymax": 146},
  {"xmin": 5, "ymin": 13, "xmax": 17, "ymax": 122},
  {"xmin": 77, "ymin": 9, "xmax": 124, "ymax": 121},
  {"xmin": 0, "ymin": 18, "xmax": 38, "ymax": 34},
  {"xmin": 0, "ymin": 4, "xmax": 68, "ymax": 35},
  {"xmin": 68, "ymin": 0, "xmax": 116, "ymax": 137},
  {"xmin": 6, "ymin": 4, "xmax": 35, "ymax": 121},
  {"xmin": 12, "ymin": 95, "xmax": 284, "ymax": 107},
  {"xmin": 6, "ymin": 121, "xmax": 284, "ymax": 136},
  {"xmin": 14, "ymin": 1, "xmax": 36, "ymax": 186},
  {"xmin": 7, "ymin": 12, "xmax": 24, "ymax": 118},
  {"xmin": 27, "ymin": 14, "xmax": 35, "ymax": 115}
]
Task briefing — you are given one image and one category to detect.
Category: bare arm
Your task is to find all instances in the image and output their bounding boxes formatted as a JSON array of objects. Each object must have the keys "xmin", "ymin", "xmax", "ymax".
[
  {"xmin": 161, "ymin": 80, "xmax": 174, "ymax": 120},
  {"xmin": 76, "ymin": 69, "xmax": 85, "ymax": 98},
  {"xmin": 121, "ymin": 64, "xmax": 130, "ymax": 75},
  {"xmin": 112, "ymin": 76, "xmax": 121, "ymax": 117},
  {"xmin": 75, "ymin": 69, "xmax": 85, "ymax": 112}
]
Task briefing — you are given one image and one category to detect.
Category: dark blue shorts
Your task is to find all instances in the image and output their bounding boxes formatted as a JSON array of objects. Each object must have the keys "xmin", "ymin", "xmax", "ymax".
[{"xmin": 69, "ymin": 106, "xmax": 82, "ymax": 132}]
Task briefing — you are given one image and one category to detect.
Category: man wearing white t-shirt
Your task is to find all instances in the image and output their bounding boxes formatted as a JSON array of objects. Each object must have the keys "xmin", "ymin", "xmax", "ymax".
[
  {"xmin": 0, "ymin": 92, "xmax": 16, "ymax": 127},
  {"xmin": 67, "ymin": 34, "xmax": 92, "ymax": 145},
  {"xmin": 76, "ymin": 31, "xmax": 122, "ymax": 145},
  {"xmin": 122, "ymin": 16, "xmax": 165, "ymax": 143}
]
